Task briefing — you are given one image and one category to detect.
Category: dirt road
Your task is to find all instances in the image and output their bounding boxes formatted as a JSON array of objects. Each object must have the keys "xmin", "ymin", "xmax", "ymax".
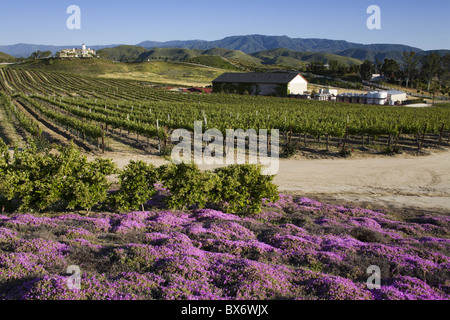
[
  {"xmin": 91, "ymin": 150, "xmax": 450, "ymax": 214},
  {"xmin": 272, "ymin": 151, "xmax": 450, "ymax": 214}
]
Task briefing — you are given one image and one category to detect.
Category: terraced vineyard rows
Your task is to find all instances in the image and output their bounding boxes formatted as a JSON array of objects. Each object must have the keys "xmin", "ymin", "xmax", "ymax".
[{"xmin": 1, "ymin": 67, "xmax": 449, "ymax": 154}]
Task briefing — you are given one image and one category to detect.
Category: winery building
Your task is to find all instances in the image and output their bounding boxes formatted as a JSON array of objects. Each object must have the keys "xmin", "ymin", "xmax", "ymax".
[{"xmin": 212, "ymin": 72, "xmax": 308, "ymax": 97}]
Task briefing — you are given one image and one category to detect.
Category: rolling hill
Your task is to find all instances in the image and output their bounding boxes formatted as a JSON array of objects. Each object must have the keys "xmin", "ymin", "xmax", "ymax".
[
  {"xmin": 184, "ymin": 56, "xmax": 243, "ymax": 71},
  {"xmin": 2, "ymin": 35, "xmax": 449, "ymax": 65},
  {"xmin": 137, "ymin": 48, "xmax": 203, "ymax": 62},
  {"xmin": 91, "ymin": 45, "xmax": 362, "ymax": 69},
  {"xmin": 0, "ymin": 51, "xmax": 16, "ymax": 63},
  {"xmin": 11, "ymin": 58, "xmax": 228, "ymax": 87},
  {"xmin": 97, "ymin": 45, "xmax": 148, "ymax": 61},
  {"xmin": 251, "ymin": 48, "xmax": 362, "ymax": 67},
  {"xmin": 202, "ymin": 47, "xmax": 261, "ymax": 64}
]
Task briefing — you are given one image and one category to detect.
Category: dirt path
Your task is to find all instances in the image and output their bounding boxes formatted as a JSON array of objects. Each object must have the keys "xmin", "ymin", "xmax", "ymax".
[
  {"xmin": 90, "ymin": 149, "xmax": 450, "ymax": 214},
  {"xmin": 272, "ymin": 151, "xmax": 450, "ymax": 214}
]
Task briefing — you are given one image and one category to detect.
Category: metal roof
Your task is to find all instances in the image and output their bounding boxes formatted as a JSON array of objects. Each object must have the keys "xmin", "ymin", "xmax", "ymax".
[
  {"xmin": 212, "ymin": 72, "xmax": 306, "ymax": 84},
  {"xmin": 385, "ymin": 90, "xmax": 406, "ymax": 95}
]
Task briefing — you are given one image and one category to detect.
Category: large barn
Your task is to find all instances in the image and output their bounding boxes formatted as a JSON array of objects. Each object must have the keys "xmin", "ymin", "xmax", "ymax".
[{"xmin": 212, "ymin": 72, "xmax": 308, "ymax": 97}]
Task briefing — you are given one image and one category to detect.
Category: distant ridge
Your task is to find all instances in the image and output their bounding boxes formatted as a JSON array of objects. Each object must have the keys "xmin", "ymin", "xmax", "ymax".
[
  {"xmin": 137, "ymin": 34, "xmax": 424, "ymax": 54},
  {"xmin": 1, "ymin": 35, "xmax": 449, "ymax": 63}
]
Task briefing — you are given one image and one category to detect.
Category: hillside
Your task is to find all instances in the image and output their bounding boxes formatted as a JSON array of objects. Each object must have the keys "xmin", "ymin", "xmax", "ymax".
[
  {"xmin": 137, "ymin": 48, "xmax": 203, "ymax": 61},
  {"xmin": 12, "ymin": 58, "xmax": 228, "ymax": 86},
  {"xmin": 2, "ymin": 35, "xmax": 449, "ymax": 64},
  {"xmin": 185, "ymin": 56, "xmax": 243, "ymax": 71},
  {"xmin": 252, "ymin": 48, "xmax": 362, "ymax": 67},
  {"xmin": 97, "ymin": 45, "xmax": 148, "ymax": 61},
  {"xmin": 16, "ymin": 58, "xmax": 128, "ymax": 76},
  {"xmin": 0, "ymin": 51, "xmax": 16, "ymax": 63},
  {"xmin": 202, "ymin": 47, "xmax": 261, "ymax": 64},
  {"xmin": 91, "ymin": 45, "xmax": 362, "ymax": 70}
]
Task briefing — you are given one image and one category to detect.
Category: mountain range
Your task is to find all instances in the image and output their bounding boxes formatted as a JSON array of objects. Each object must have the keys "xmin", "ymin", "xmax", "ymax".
[
  {"xmin": 1, "ymin": 35, "xmax": 449, "ymax": 63},
  {"xmin": 94, "ymin": 46, "xmax": 363, "ymax": 69}
]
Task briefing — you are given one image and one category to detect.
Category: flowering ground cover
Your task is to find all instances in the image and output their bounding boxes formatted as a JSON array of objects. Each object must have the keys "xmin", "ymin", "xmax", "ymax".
[{"xmin": 0, "ymin": 191, "xmax": 448, "ymax": 300}]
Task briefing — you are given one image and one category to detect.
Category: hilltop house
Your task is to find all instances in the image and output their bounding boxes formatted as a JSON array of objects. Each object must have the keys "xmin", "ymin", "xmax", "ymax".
[
  {"xmin": 56, "ymin": 44, "xmax": 97, "ymax": 58},
  {"xmin": 212, "ymin": 72, "xmax": 308, "ymax": 97}
]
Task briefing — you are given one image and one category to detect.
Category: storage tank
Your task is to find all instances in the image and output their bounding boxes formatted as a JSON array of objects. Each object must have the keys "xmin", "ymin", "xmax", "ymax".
[
  {"xmin": 374, "ymin": 91, "xmax": 388, "ymax": 105},
  {"xmin": 351, "ymin": 93, "xmax": 359, "ymax": 104},
  {"xmin": 366, "ymin": 92, "xmax": 375, "ymax": 104}
]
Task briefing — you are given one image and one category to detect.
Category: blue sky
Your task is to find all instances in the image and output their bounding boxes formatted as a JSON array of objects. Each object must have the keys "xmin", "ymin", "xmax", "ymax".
[{"xmin": 1, "ymin": 0, "xmax": 449, "ymax": 50}]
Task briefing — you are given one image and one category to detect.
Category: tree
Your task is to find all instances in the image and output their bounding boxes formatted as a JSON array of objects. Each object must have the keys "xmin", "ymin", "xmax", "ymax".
[
  {"xmin": 402, "ymin": 51, "xmax": 419, "ymax": 88},
  {"xmin": 438, "ymin": 53, "xmax": 450, "ymax": 91},
  {"xmin": 381, "ymin": 59, "xmax": 400, "ymax": 82},
  {"xmin": 29, "ymin": 50, "xmax": 52, "ymax": 60},
  {"xmin": 375, "ymin": 58, "xmax": 383, "ymax": 74},
  {"xmin": 360, "ymin": 60, "xmax": 374, "ymax": 81},
  {"xmin": 307, "ymin": 61, "xmax": 326, "ymax": 74},
  {"xmin": 40, "ymin": 51, "xmax": 52, "ymax": 59},
  {"xmin": 328, "ymin": 60, "xmax": 340, "ymax": 74},
  {"xmin": 421, "ymin": 53, "xmax": 441, "ymax": 92}
]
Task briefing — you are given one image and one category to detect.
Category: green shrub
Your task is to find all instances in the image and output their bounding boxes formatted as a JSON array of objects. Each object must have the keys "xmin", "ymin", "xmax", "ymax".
[
  {"xmin": 0, "ymin": 140, "xmax": 116, "ymax": 213},
  {"xmin": 339, "ymin": 148, "xmax": 352, "ymax": 157},
  {"xmin": 108, "ymin": 160, "xmax": 158, "ymax": 212},
  {"xmin": 383, "ymin": 146, "xmax": 403, "ymax": 155},
  {"xmin": 61, "ymin": 156, "xmax": 116, "ymax": 213},
  {"xmin": 341, "ymin": 74, "xmax": 362, "ymax": 83},
  {"xmin": 282, "ymin": 142, "xmax": 297, "ymax": 158},
  {"xmin": 211, "ymin": 164, "xmax": 279, "ymax": 215},
  {"xmin": 158, "ymin": 162, "xmax": 217, "ymax": 210},
  {"xmin": 350, "ymin": 227, "xmax": 388, "ymax": 244},
  {"xmin": 0, "ymin": 138, "xmax": 10, "ymax": 211}
]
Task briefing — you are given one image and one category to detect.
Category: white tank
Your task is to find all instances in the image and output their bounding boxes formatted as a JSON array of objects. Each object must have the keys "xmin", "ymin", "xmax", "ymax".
[
  {"xmin": 374, "ymin": 91, "xmax": 388, "ymax": 105},
  {"xmin": 366, "ymin": 92, "xmax": 376, "ymax": 104}
]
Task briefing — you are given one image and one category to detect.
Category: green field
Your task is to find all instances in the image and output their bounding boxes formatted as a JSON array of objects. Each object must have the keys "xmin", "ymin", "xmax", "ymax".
[
  {"xmin": 12, "ymin": 59, "xmax": 228, "ymax": 86},
  {"xmin": 0, "ymin": 67, "xmax": 448, "ymax": 157}
]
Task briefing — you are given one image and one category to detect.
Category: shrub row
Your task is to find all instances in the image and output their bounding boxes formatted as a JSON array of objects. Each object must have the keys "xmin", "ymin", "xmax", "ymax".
[{"xmin": 0, "ymin": 139, "xmax": 279, "ymax": 215}]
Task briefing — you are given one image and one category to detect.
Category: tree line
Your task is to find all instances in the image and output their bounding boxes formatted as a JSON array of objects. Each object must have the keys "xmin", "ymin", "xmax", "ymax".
[{"xmin": 359, "ymin": 52, "xmax": 450, "ymax": 95}]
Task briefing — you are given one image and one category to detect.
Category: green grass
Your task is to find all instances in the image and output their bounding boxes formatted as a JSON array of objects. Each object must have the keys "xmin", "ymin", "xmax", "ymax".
[
  {"xmin": 253, "ymin": 48, "xmax": 362, "ymax": 67},
  {"xmin": 138, "ymin": 48, "xmax": 203, "ymax": 62},
  {"xmin": 185, "ymin": 56, "xmax": 242, "ymax": 71},
  {"xmin": 203, "ymin": 47, "xmax": 262, "ymax": 64},
  {"xmin": 0, "ymin": 51, "xmax": 16, "ymax": 63},
  {"xmin": 97, "ymin": 45, "xmax": 149, "ymax": 61},
  {"xmin": 12, "ymin": 58, "xmax": 230, "ymax": 86}
]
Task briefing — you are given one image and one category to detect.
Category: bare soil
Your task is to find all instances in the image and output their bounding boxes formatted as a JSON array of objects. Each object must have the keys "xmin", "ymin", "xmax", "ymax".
[{"xmin": 87, "ymin": 148, "xmax": 450, "ymax": 215}]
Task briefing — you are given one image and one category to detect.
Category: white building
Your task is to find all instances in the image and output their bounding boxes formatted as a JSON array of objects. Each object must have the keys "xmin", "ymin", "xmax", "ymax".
[
  {"xmin": 212, "ymin": 72, "xmax": 308, "ymax": 96},
  {"xmin": 57, "ymin": 44, "xmax": 97, "ymax": 58},
  {"xmin": 386, "ymin": 90, "xmax": 407, "ymax": 105},
  {"xmin": 338, "ymin": 90, "xmax": 407, "ymax": 105}
]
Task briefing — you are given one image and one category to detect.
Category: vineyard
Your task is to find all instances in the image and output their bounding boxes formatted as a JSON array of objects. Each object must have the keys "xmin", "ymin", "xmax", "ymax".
[
  {"xmin": 0, "ymin": 66, "xmax": 449, "ymax": 157},
  {"xmin": 1, "ymin": 66, "xmax": 449, "ymax": 302}
]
